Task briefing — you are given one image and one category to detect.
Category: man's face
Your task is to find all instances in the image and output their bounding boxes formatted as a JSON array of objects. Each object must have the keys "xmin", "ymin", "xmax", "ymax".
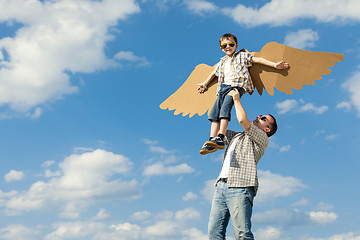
[
  {"xmin": 220, "ymin": 38, "xmax": 238, "ymax": 57},
  {"xmin": 253, "ymin": 115, "xmax": 274, "ymax": 134}
]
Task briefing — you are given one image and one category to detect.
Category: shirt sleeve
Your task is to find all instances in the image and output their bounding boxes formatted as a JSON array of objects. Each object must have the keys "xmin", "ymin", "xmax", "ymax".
[
  {"xmin": 213, "ymin": 60, "xmax": 222, "ymax": 77},
  {"xmin": 246, "ymin": 123, "xmax": 268, "ymax": 149},
  {"xmin": 244, "ymin": 52, "xmax": 253, "ymax": 68},
  {"xmin": 225, "ymin": 130, "xmax": 238, "ymax": 145}
]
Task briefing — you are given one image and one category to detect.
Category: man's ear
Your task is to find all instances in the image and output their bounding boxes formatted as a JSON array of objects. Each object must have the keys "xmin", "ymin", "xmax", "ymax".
[{"xmin": 264, "ymin": 127, "xmax": 270, "ymax": 133}]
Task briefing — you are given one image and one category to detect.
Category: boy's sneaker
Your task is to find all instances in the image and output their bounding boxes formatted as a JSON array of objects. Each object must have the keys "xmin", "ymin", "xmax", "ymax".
[
  {"xmin": 200, "ymin": 143, "xmax": 217, "ymax": 155},
  {"xmin": 205, "ymin": 136, "xmax": 225, "ymax": 150}
]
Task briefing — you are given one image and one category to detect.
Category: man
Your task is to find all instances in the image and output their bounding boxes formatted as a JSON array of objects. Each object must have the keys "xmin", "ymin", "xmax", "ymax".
[{"xmin": 208, "ymin": 89, "xmax": 278, "ymax": 240}]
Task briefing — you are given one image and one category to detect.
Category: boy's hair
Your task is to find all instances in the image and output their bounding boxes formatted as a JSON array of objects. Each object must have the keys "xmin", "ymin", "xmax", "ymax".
[
  {"xmin": 219, "ymin": 33, "xmax": 238, "ymax": 45},
  {"xmin": 267, "ymin": 114, "xmax": 278, "ymax": 137}
]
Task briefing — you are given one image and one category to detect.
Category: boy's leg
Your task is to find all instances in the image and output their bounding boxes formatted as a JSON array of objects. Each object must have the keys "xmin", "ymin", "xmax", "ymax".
[
  {"xmin": 200, "ymin": 120, "xmax": 219, "ymax": 155},
  {"xmin": 205, "ymin": 118, "xmax": 228, "ymax": 149},
  {"xmin": 206, "ymin": 92, "xmax": 232, "ymax": 150},
  {"xmin": 210, "ymin": 120, "xmax": 220, "ymax": 138},
  {"xmin": 218, "ymin": 118, "xmax": 229, "ymax": 135}
]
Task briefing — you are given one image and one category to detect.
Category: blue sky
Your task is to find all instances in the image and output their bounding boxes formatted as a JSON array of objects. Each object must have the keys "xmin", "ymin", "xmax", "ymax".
[{"xmin": 0, "ymin": 0, "xmax": 360, "ymax": 239}]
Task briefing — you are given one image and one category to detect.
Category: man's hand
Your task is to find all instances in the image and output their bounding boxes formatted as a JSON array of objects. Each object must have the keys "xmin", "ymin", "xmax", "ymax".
[
  {"xmin": 274, "ymin": 60, "xmax": 290, "ymax": 69},
  {"xmin": 228, "ymin": 89, "xmax": 240, "ymax": 101},
  {"xmin": 197, "ymin": 83, "xmax": 207, "ymax": 94}
]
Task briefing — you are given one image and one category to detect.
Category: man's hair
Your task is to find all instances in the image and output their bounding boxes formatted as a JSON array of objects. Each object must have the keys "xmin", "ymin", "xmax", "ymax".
[
  {"xmin": 219, "ymin": 33, "xmax": 238, "ymax": 45},
  {"xmin": 267, "ymin": 114, "xmax": 278, "ymax": 137}
]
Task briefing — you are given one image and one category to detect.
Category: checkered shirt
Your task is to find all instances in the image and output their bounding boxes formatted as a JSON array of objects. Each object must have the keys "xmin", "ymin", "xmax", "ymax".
[
  {"xmin": 213, "ymin": 51, "xmax": 254, "ymax": 95},
  {"xmin": 216, "ymin": 123, "xmax": 268, "ymax": 196}
]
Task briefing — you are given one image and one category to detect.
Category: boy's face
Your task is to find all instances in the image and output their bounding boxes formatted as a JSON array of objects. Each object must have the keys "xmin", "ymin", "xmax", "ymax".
[{"xmin": 220, "ymin": 37, "xmax": 238, "ymax": 57}]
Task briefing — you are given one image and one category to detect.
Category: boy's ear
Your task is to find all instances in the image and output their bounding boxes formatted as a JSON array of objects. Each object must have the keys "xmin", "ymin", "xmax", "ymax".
[{"xmin": 264, "ymin": 127, "xmax": 270, "ymax": 133}]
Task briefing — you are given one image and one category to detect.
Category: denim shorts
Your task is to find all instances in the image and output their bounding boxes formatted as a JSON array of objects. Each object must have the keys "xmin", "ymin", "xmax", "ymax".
[{"xmin": 208, "ymin": 84, "xmax": 245, "ymax": 122}]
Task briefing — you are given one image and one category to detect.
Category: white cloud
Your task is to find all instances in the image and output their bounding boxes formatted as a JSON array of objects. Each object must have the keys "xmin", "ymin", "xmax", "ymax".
[
  {"xmin": 26, "ymin": 107, "xmax": 43, "ymax": 119},
  {"xmin": 41, "ymin": 160, "xmax": 56, "ymax": 168},
  {"xmin": 143, "ymin": 162, "xmax": 195, "ymax": 176},
  {"xmin": 0, "ymin": 190, "xmax": 18, "ymax": 198},
  {"xmin": 342, "ymin": 68, "xmax": 360, "ymax": 117},
  {"xmin": 325, "ymin": 134, "xmax": 338, "ymax": 140},
  {"xmin": 275, "ymin": 99, "xmax": 298, "ymax": 114},
  {"xmin": 327, "ymin": 232, "xmax": 360, "ymax": 240},
  {"xmin": 268, "ymin": 139, "xmax": 291, "ymax": 153},
  {"xmin": 149, "ymin": 145, "xmax": 171, "ymax": 154},
  {"xmin": 275, "ymin": 99, "xmax": 328, "ymax": 115},
  {"xmin": 300, "ymin": 103, "xmax": 329, "ymax": 114},
  {"xmin": 174, "ymin": 207, "xmax": 201, "ymax": 221},
  {"xmin": 114, "ymin": 51, "xmax": 150, "ymax": 67},
  {"xmin": 105, "ymin": 222, "xmax": 142, "ymax": 240},
  {"xmin": 3, "ymin": 149, "xmax": 142, "ymax": 217},
  {"xmin": 131, "ymin": 210, "xmax": 152, "ymax": 221},
  {"xmin": 254, "ymin": 208, "xmax": 337, "ymax": 226},
  {"xmin": 255, "ymin": 227, "xmax": 282, "ymax": 240},
  {"xmin": 292, "ymin": 198, "xmax": 310, "ymax": 207},
  {"xmin": 336, "ymin": 101, "xmax": 352, "ymax": 112},
  {"xmin": 45, "ymin": 221, "xmax": 105, "ymax": 240},
  {"xmin": 73, "ymin": 147, "xmax": 95, "ymax": 154},
  {"xmin": 284, "ymin": 29, "xmax": 319, "ymax": 49},
  {"xmin": 141, "ymin": 208, "xmax": 203, "ymax": 239},
  {"xmin": 4, "ymin": 170, "xmax": 24, "ymax": 182},
  {"xmin": 142, "ymin": 138, "xmax": 159, "ymax": 145},
  {"xmin": 184, "ymin": 0, "xmax": 217, "ymax": 16},
  {"xmin": 142, "ymin": 139, "xmax": 176, "ymax": 157},
  {"xmin": 44, "ymin": 169, "xmax": 61, "ymax": 178},
  {"xmin": 182, "ymin": 192, "xmax": 198, "ymax": 201},
  {"xmin": 316, "ymin": 202, "xmax": 334, "ymax": 211},
  {"xmin": 181, "ymin": 228, "xmax": 208, "ymax": 240},
  {"xmin": 201, "ymin": 179, "xmax": 216, "ymax": 202},
  {"xmin": 256, "ymin": 170, "xmax": 307, "ymax": 202},
  {"xmin": 279, "ymin": 144, "xmax": 291, "ymax": 152},
  {"xmin": 145, "ymin": 221, "xmax": 177, "ymax": 237},
  {"xmin": 0, "ymin": 0, "xmax": 140, "ymax": 116},
  {"xmin": 309, "ymin": 211, "xmax": 337, "ymax": 225},
  {"xmin": 95, "ymin": 208, "xmax": 111, "ymax": 220},
  {"xmin": 220, "ymin": 0, "xmax": 360, "ymax": 27},
  {"xmin": 0, "ymin": 224, "xmax": 42, "ymax": 240}
]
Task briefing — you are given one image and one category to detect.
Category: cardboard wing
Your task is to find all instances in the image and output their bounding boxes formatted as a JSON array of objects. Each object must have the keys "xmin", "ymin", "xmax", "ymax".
[
  {"xmin": 159, "ymin": 64, "xmax": 217, "ymax": 118},
  {"xmin": 160, "ymin": 42, "xmax": 344, "ymax": 118},
  {"xmin": 250, "ymin": 42, "xmax": 345, "ymax": 95}
]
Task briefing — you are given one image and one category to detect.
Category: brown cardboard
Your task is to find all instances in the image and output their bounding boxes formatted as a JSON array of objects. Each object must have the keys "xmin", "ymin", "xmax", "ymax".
[{"xmin": 160, "ymin": 42, "xmax": 344, "ymax": 118}]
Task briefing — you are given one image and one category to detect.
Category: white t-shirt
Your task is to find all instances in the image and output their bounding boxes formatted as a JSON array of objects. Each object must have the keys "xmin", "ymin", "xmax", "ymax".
[
  {"xmin": 223, "ymin": 57, "xmax": 237, "ymax": 85},
  {"xmin": 219, "ymin": 135, "xmax": 241, "ymax": 178}
]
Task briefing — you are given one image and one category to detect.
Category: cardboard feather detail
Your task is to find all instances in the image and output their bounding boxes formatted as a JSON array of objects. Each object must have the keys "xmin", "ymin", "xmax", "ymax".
[{"xmin": 160, "ymin": 42, "xmax": 344, "ymax": 118}]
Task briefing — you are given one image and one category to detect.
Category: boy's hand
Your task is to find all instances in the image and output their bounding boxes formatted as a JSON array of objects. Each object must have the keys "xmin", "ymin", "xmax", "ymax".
[
  {"xmin": 228, "ymin": 89, "xmax": 240, "ymax": 101},
  {"xmin": 274, "ymin": 60, "xmax": 289, "ymax": 69},
  {"xmin": 197, "ymin": 83, "xmax": 207, "ymax": 93}
]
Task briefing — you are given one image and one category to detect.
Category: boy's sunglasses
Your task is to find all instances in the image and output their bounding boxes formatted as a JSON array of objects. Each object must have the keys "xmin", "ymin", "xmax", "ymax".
[{"xmin": 220, "ymin": 42, "xmax": 236, "ymax": 49}]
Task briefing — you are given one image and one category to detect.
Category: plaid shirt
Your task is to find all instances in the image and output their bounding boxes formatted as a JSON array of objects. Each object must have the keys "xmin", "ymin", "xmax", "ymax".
[
  {"xmin": 213, "ymin": 51, "xmax": 254, "ymax": 95},
  {"xmin": 216, "ymin": 123, "xmax": 268, "ymax": 195}
]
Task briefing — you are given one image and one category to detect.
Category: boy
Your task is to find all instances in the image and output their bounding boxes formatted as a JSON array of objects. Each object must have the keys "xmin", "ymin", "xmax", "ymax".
[{"xmin": 197, "ymin": 33, "xmax": 289, "ymax": 155}]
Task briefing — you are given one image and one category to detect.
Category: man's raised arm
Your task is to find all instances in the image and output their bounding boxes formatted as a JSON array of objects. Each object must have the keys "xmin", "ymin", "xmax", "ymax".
[{"xmin": 227, "ymin": 89, "xmax": 251, "ymax": 132}]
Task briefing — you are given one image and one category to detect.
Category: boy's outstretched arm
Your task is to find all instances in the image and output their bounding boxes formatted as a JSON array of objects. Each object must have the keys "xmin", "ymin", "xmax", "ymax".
[
  {"xmin": 253, "ymin": 57, "xmax": 290, "ymax": 70},
  {"xmin": 198, "ymin": 72, "xmax": 215, "ymax": 94},
  {"xmin": 227, "ymin": 89, "xmax": 251, "ymax": 132}
]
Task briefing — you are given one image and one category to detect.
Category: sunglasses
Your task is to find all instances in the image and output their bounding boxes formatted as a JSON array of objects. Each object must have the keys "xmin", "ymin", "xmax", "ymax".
[
  {"xmin": 220, "ymin": 42, "xmax": 236, "ymax": 49},
  {"xmin": 259, "ymin": 115, "xmax": 267, "ymax": 121}
]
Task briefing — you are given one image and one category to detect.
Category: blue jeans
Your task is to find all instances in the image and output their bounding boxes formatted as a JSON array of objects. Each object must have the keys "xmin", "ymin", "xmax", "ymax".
[
  {"xmin": 208, "ymin": 181, "xmax": 255, "ymax": 240},
  {"xmin": 209, "ymin": 84, "xmax": 245, "ymax": 122}
]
